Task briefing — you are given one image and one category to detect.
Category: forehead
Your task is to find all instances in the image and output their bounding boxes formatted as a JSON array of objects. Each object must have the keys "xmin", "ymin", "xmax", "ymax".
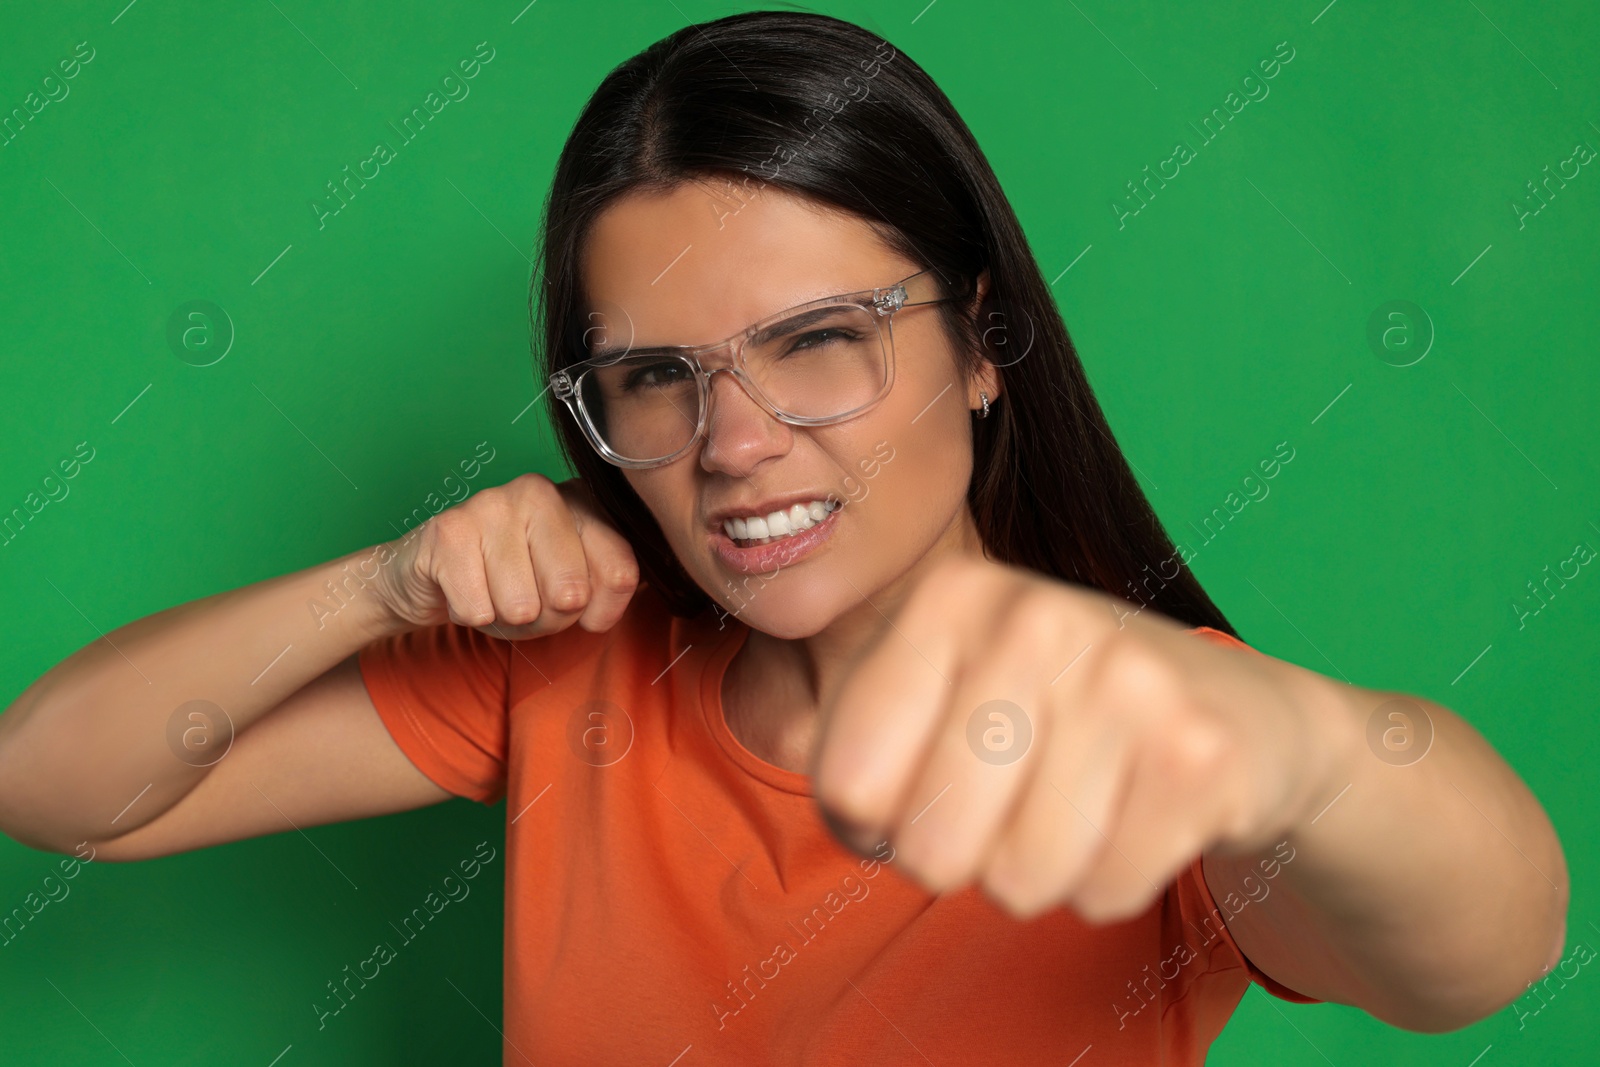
[{"xmin": 579, "ymin": 180, "xmax": 899, "ymax": 349}]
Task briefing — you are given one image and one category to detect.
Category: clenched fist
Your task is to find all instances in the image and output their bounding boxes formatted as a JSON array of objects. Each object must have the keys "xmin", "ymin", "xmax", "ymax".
[{"xmin": 374, "ymin": 472, "xmax": 641, "ymax": 640}]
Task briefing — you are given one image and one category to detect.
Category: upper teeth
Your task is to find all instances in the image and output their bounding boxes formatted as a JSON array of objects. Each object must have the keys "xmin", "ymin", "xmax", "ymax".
[{"xmin": 723, "ymin": 498, "xmax": 838, "ymax": 542}]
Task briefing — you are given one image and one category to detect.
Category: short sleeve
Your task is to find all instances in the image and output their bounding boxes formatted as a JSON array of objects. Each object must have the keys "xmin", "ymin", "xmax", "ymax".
[
  {"xmin": 1175, "ymin": 855, "xmax": 1323, "ymax": 1004},
  {"xmin": 1186, "ymin": 625, "xmax": 1255, "ymax": 657},
  {"xmin": 1180, "ymin": 624, "xmax": 1323, "ymax": 1004},
  {"xmin": 358, "ymin": 622, "xmax": 513, "ymax": 805}
]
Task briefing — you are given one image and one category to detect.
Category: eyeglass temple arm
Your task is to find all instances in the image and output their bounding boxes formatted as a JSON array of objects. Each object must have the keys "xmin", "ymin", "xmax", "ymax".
[{"xmin": 879, "ymin": 269, "xmax": 955, "ymax": 312}]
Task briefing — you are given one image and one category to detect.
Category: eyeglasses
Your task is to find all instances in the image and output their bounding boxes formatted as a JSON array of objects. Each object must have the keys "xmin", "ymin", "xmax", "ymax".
[{"xmin": 549, "ymin": 269, "xmax": 949, "ymax": 469}]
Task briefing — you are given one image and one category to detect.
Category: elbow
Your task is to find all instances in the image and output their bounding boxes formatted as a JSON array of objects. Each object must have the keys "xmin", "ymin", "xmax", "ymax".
[
  {"xmin": 1385, "ymin": 860, "xmax": 1572, "ymax": 1034},
  {"xmin": 0, "ymin": 809, "xmax": 103, "ymax": 861},
  {"xmin": 0, "ymin": 710, "xmax": 62, "ymax": 854},
  {"xmin": 0, "ymin": 780, "xmax": 120, "ymax": 863},
  {"xmin": 0, "ymin": 705, "xmax": 144, "ymax": 861},
  {"xmin": 0, "ymin": 785, "xmax": 145, "ymax": 862},
  {"xmin": 0, "ymin": 797, "xmax": 98, "ymax": 859},
  {"xmin": 0, "ymin": 754, "xmax": 111, "ymax": 861},
  {"xmin": 1477, "ymin": 820, "xmax": 1576, "ymax": 1025},
  {"xmin": 0, "ymin": 761, "xmax": 54, "ymax": 857},
  {"xmin": 0, "ymin": 753, "xmax": 54, "ymax": 854},
  {"xmin": 1469, "ymin": 857, "xmax": 1576, "ymax": 1033}
]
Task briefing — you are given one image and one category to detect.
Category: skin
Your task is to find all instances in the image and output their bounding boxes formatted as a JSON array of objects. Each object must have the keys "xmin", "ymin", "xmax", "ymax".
[
  {"xmin": 0, "ymin": 174, "xmax": 1565, "ymax": 1037},
  {"xmin": 582, "ymin": 178, "xmax": 1002, "ymax": 771},
  {"xmin": 580, "ymin": 178, "xmax": 1570, "ymax": 1033}
]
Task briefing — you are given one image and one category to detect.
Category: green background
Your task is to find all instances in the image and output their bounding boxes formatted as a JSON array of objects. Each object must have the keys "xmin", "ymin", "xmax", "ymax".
[{"xmin": 2, "ymin": 0, "xmax": 1596, "ymax": 1062}]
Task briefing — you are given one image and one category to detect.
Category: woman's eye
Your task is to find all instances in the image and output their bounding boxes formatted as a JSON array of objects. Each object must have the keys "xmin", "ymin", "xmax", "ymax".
[
  {"xmin": 623, "ymin": 361, "xmax": 690, "ymax": 390},
  {"xmin": 785, "ymin": 328, "xmax": 856, "ymax": 354}
]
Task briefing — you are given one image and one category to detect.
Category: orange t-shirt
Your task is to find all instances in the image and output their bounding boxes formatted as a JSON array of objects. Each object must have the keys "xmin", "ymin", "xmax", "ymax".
[{"xmin": 358, "ymin": 580, "xmax": 1320, "ymax": 1065}]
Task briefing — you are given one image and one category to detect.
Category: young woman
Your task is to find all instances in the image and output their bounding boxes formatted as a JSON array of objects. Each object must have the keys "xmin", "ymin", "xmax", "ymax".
[{"xmin": 0, "ymin": 10, "xmax": 1567, "ymax": 1065}]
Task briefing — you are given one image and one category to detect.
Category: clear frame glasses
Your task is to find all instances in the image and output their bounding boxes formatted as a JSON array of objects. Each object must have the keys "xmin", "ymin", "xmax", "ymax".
[{"xmin": 549, "ymin": 269, "xmax": 949, "ymax": 469}]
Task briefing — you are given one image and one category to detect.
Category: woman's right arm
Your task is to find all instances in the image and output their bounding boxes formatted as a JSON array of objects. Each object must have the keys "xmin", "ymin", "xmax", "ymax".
[{"xmin": 0, "ymin": 473, "xmax": 639, "ymax": 860}]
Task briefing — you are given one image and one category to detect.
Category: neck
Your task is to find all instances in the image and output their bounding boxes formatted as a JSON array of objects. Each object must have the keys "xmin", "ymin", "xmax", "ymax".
[{"xmin": 722, "ymin": 504, "xmax": 991, "ymax": 775}]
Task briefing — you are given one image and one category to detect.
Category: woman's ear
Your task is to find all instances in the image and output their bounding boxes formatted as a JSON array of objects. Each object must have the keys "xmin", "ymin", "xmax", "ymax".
[
  {"xmin": 970, "ymin": 268, "xmax": 992, "ymax": 317},
  {"xmin": 966, "ymin": 269, "xmax": 1003, "ymax": 409},
  {"xmin": 968, "ymin": 359, "xmax": 1003, "ymax": 412}
]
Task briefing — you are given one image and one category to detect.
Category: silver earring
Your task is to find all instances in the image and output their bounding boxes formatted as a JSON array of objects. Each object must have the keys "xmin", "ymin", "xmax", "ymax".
[{"xmin": 977, "ymin": 391, "xmax": 990, "ymax": 419}]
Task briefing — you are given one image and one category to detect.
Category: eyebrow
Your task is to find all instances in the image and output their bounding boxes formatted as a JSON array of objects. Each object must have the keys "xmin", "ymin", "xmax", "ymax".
[{"xmin": 588, "ymin": 303, "xmax": 856, "ymax": 361}]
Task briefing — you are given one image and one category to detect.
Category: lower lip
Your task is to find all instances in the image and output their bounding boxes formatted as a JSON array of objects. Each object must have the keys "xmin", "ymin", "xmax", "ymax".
[{"xmin": 710, "ymin": 506, "xmax": 842, "ymax": 574}]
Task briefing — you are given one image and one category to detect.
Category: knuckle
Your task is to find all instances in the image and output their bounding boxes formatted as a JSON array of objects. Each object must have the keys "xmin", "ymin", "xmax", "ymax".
[
  {"xmin": 1069, "ymin": 881, "xmax": 1115, "ymax": 924},
  {"xmin": 432, "ymin": 563, "xmax": 487, "ymax": 613},
  {"xmin": 1157, "ymin": 826, "xmax": 1203, "ymax": 877},
  {"xmin": 599, "ymin": 558, "xmax": 641, "ymax": 591},
  {"xmin": 469, "ymin": 494, "xmax": 517, "ymax": 532},
  {"xmin": 514, "ymin": 471, "xmax": 560, "ymax": 503},
  {"xmin": 428, "ymin": 510, "xmax": 478, "ymax": 550},
  {"xmin": 814, "ymin": 759, "xmax": 888, "ymax": 835},
  {"xmin": 448, "ymin": 584, "xmax": 492, "ymax": 623},
  {"xmin": 1084, "ymin": 887, "xmax": 1153, "ymax": 925},
  {"xmin": 422, "ymin": 509, "xmax": 457, "ymax": 538},
  {"xmin": 452, "ymin": 599, "xmax": 494, "ymax": 627},
  {"xmin": 981, "ymin": 858, "xmax": 1053, "ymax": 921},
  {"xmin": 544, "ymin": 579, "xmax": 591, "ymax": 613},
  {"xmin": 514, "ymin": 470, "xmax": 555, "ymax": 490},
  {"xmin": 899, "ymin": 837, "xmax": 964, "ymax": 895},
  {"xmin": 1094, "ymin": 631, "xmax": 1181, "ymax": 706},
  {"xmin": 998, "ymin": 886, "xmax": 1052, "ymax": 922},
  {"xmin": 1154, "ymin": 719, "xmax": 1233, "ymax": 783},
  {"xmin": 994, "ymin": 590, "xmax": 1068, "ymax": 660},
  {"xmin": 499, "ymin": 597, "xmax": 541, "ymax": 626}
]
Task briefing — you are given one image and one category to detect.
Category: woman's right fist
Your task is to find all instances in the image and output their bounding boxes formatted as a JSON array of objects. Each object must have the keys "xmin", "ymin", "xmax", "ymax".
[{"xmin": 373, "ymin": 473, "xmax": 640, "ymax": 640}]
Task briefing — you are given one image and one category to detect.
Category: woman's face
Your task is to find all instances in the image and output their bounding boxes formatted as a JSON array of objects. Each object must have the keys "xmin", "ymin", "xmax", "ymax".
[{"xmin": 580, "ymin": 180, "xmax": 996, "ymax": 639}]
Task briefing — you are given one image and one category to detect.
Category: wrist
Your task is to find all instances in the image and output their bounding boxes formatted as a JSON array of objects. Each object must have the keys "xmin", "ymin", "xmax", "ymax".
[{"xmin": 312, "ymin": 542, "xmax": 414, "ymax": 644}]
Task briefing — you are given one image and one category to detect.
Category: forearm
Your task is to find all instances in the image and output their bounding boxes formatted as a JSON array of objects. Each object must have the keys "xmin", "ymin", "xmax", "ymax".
[
  {"xmin": 0, "ymin": 541, "xmax": 412, "ymax": 852},
  {"xmin": 1209, "ymin": 672, "xmax": 1569, "ymax": 1031}
]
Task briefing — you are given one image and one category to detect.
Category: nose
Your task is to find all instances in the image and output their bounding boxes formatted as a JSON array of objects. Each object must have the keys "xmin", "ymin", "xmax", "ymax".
[{"xmin": 699, "ymin": 368, "xmax": 793, "ymax": 477}]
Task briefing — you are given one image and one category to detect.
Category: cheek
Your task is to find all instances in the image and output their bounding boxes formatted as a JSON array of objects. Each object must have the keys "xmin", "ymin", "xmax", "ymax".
[
  {"xmin": 625, "ymin": 470, "xmax": 693, "ymax": 551},
  {"xmin": 849, "ymin": 403, "xmax": 972, "ymax": 536}
]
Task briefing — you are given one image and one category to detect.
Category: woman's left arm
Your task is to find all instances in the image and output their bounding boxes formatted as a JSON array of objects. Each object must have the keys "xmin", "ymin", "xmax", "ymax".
[
  {"xmin": 1200, "ymin": 666, "xmax": 1569, "ymax": 1032},
  {"xmin": 811, "ymin": 554, "xmax": 1569, "ymax": 1034}
]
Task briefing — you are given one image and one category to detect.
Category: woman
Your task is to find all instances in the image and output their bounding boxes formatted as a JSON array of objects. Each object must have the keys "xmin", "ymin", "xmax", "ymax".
[{"xmin": 0, "ymin": 10, "xmax": 1567, "ymax": 1064}]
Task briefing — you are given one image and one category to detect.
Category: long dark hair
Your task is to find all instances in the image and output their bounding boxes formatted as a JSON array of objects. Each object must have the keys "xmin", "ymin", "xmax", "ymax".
[{"xmin": 533, "ymin": 9, "xmax": 1237, "ymax": 637}]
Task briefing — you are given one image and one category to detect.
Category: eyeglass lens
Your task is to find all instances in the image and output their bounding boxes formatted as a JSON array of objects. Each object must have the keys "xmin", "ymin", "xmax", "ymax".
[{"xmin": 577, "ymin": 302, "xmax": 888, "ymax": 464}]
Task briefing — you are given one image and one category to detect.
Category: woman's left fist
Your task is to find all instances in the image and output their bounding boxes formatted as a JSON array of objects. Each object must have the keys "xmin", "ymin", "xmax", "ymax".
[{"xmin": 810, "ymin": 552, "xmax": 1349, "ymax": 923}]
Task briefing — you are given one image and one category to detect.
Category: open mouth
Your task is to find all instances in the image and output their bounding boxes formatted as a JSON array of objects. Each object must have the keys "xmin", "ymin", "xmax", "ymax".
[
  {"xmin": 721, "ymin": 497, "xmax": 841, "ymax": 548},
  {"xmin": 711, "ymin": 495, "xmax": 844, "ymax": 575}
]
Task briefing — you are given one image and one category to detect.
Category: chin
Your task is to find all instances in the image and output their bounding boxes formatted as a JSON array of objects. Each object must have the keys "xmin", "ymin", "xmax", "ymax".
[
  {"xmin": 738, "ymin": 611, "xmax": 830, "ymax": 641},
  {"xmin": 703, "ymin": 572, "xmax": 852, "ymax": 639}
]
